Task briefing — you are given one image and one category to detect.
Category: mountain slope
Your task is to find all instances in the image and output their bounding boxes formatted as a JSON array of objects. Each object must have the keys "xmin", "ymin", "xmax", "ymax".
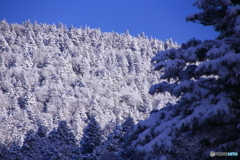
[{"xmin": 0, "ymin": 20, "xmax": 178, "ymax": 145}]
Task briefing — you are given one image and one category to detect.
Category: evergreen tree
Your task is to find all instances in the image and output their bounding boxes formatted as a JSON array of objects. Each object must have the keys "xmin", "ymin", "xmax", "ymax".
[
  {"xmin": 186, "ymin": 0, "xmax": 240, "ymax": 39},
  {"xmin": 80, "ymin": 117, "xmax": 103, "ymax": 155},
  {"xmin": 1, "ymin": 122, "xmax": 82, "ymax": 160},
  {"xmin": 44, "ymin": 121, "xmax": 81, "ymax": 160},
  {"xmin": 118, "ymin": 117, "xmax": 135, "ymax": 160},
  {"xmin": 48, "ymin": 121, "xmax": 77, "ymax": 146},
  {"xmin": 126, "ymin": 0, "xmax": 240, "ymax": 159},
  {"xmin": 121, "ymin": 117, "xmax": 134, "ymax": 133},
  {"xmin": 105, "ymin": 125, "xmax": 124, "ymax": 153},
  {"xmin": 104, "ymin": 117, "xmax": 134, "ymax": 155},
  {"xmin": 150, "ymin": 0, "xmax": 240, "ymax": 111}
]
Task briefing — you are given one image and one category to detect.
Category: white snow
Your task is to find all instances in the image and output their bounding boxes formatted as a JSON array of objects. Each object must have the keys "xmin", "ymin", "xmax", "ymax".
[{"xmin": 0, "ymin": 21, "xmax": 179, "ymax": 144}]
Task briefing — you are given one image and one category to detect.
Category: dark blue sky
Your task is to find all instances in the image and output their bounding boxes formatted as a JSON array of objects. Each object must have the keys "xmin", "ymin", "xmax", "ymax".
[{"xmin": 0, "ymin": 0, "xmax": 218, "ymax": 44}]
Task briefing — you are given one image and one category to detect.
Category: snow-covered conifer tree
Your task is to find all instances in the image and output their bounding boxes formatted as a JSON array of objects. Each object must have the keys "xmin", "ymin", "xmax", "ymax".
[
  {"xmin": 186, "ymin": 0, "xmax": 240, "ymax": 39},
  {"xmin": 80, "ymin": 117, "xmax": 103, "ymax": 155},
  {"xmin": 104, "ymin": 117, "xmax": 134, "ymax": 154},
  {"xmin": 117, "ymin": 117, "xmax": 135, "ymax": 160},
  {"xmin": 126, "ymin": 0, "xmax": 240, "ymax": 159}
]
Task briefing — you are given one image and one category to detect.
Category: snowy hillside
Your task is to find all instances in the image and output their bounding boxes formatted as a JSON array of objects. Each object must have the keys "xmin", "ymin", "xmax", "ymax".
[
  {"xmin": 1, "ymin": 0, "xmax": 240, "ymax": 159},
  {"xmin": 0, "ymin": 20, "xmax": 178, "ymax": 145}
]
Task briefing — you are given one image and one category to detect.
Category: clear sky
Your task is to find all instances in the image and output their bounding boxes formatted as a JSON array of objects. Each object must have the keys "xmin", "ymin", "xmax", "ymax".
[{"xmin": 0, "ymin": 0, "xmax": 219, "ymax": 44}]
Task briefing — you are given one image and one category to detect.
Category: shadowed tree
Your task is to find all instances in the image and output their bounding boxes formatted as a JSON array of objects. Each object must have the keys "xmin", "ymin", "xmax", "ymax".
[{"xmin": 80, "ymin": 117, "xmax": 103, "ymax": 155}]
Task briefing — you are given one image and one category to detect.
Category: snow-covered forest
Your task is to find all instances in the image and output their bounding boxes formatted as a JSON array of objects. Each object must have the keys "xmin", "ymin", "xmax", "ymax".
[
  {"xmin": 0, "ymin": 19, "xmax": 178, "ymax": 146},
  {"xmin": 1, "ymin": 0, "xmax": 240, "ymax": 159}
]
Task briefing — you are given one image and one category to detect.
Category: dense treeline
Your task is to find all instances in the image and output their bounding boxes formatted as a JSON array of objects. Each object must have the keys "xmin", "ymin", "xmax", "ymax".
[
  {"xmin": 0, "ymin": 117, "xmax": 135, "ymax": 160},
  {"xmin": 0, "ymin": 20, "xmax": 177, "ymax": 145}
]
